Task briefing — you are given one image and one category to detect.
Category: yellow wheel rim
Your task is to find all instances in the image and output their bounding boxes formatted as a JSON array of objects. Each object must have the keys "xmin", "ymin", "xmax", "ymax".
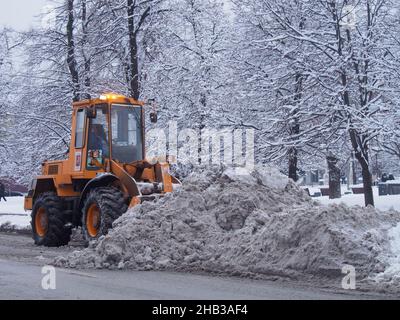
[
  {"xmin": 35, "ymin": 207, "xmax": 48, "ymax": 237},
  {"xmin": 87, "ymin": 204, "xmax": 101, "ymax": 238}
]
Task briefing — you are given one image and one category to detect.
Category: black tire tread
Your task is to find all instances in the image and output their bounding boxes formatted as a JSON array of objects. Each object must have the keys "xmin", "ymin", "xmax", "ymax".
[
  {"xmin": 31, "ymin": 192, "xmax": 72, "ymax": 247},
  {"xmin": 82, "ymin": 187, "xmax": 128, "ymax": 241}
]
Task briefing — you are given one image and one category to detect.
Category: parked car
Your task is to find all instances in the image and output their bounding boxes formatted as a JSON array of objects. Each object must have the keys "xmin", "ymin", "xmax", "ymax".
[{"xmin": 5, "ymin": 191, "xmax": 25, "ymax": 197}]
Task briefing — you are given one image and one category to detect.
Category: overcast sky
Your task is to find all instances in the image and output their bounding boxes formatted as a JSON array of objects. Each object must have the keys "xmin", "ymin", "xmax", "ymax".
[
  {"xmin": 0, "ymin": 0, "xmax": 233, "ymax": 31},
  {"xmin": 0, "ymin": 0, "xmax": 49, "ymax": 31}
]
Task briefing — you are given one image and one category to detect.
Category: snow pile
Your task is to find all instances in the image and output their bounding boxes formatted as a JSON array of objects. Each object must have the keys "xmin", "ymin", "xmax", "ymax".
[
  {"xmin": 0, "ymin": 215, "xmax": 31, "ymax": 232},
  {"xmin": 371, "ymin": 223, "xmax": 400, "ymax": 290},
  {"xmin": 0, "ymin": 220, "xmax": 30, "ymax": 232},
  {"xmin": 54, "ymin": 166, "xmax": 400, "ymax": 282}
]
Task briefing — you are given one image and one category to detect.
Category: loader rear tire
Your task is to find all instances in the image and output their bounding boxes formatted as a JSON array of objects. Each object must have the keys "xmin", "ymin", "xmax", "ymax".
[
  {"xmin": 31, "ymin": 193, "xmax": 72, "ymax": 247},
  {"xmin": 82, "ymin": 187, "xmax": 128, "ymax": 242}
]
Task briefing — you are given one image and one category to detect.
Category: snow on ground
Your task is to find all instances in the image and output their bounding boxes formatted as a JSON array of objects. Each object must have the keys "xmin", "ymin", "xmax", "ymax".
[
  {"xmin": 0, "ymin": 197, "xmax": 30, "ymax": 230},
  {"xmin": 317, "ymin": 187, "xmax": 400, "ymax": 212},
  {"xmin": 0, "ymin": 197, "xmax": 26, "ymax": 215}
]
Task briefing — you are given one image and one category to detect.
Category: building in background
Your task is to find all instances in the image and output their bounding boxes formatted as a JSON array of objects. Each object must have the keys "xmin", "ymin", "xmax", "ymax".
[{"xmin": 0, "ymin": 177, "xmax": 27, "ymax": 196}]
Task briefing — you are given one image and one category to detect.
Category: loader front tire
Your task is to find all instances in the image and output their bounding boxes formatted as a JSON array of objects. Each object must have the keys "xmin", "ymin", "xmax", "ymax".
[
  {"xmin": 31, "ymin": 193, "xmax": 72, "ymax": 247},
  {"xmin": 82, "ymin": 187, "xmax": 128, "ymax": 242}
]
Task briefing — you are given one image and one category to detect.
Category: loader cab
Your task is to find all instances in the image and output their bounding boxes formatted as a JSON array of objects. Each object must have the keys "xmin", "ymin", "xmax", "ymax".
[{"xmin": 72, "ymin": 95, "xmax": 145, "ymax": 172}]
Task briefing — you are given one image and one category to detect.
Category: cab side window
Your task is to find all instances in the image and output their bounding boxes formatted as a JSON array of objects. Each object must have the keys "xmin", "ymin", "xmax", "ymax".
[{"xmin": 75, "ymin": 110, "xmax": 86, "ymax": 149}]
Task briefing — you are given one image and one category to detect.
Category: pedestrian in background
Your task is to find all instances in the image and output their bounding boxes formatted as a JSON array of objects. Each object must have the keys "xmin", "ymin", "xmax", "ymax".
[{"xmin": 0, "ymin": 182, "xmax": 7, "ymax": 202}]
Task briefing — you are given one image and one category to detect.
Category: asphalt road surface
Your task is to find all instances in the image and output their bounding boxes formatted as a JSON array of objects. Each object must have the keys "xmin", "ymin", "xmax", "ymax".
[{"xmin": 0, "ymin": 232, "xmax": 395, "ymax": 300}]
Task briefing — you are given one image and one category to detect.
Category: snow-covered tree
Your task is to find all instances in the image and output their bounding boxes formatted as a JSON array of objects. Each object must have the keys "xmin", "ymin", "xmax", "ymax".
[
  {"xmin": 11, "ymin": 0, "xmax": 168, "ymax": 181},
  {"xmin": 302, "ymin": 0, "xmax": 400, "ymax": 206},
  {"xmin": 231, "ymin": 0, "xmax": 400, "ymax": 206},
  {"xmin": 2, "ymin": 0, "xmax": 400, "ymax": 203},
  {"xmin": 0, "ymin": 29, "xmax": 17, "ymax": 178},
  {"xmin": 230, "ymin": 0, "xmax": 334, "ymax": 181},
  {"xmin": 142, "ymin": 0, "xmax": 232, "ymax": 163}
]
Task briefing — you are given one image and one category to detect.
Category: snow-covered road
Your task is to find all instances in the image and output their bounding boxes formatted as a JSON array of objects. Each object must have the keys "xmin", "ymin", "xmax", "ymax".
[
  {"xmin": 0, "ymin": 259, "xmax": 384, "ymax": 300},
  {"xmin": 0, "ymin": 233, "xmax": 392, "ymax": 300}
]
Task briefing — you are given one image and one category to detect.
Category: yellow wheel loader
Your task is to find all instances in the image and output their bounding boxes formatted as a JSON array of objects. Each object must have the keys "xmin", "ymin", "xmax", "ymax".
[{"xmin": 25, "ymin": 94, "xmax": 180, "ymax": 247}]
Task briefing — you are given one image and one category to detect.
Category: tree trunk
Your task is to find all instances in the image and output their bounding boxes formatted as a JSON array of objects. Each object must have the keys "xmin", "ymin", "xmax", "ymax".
[
  {"xmin": 288, "ymin": 147, "xmax": 298, "ymax": 182},
  {"xmin": 198, "ymin": 96, "xmax": 206, "ymax": 165},
  {"xmin": 332, "ymin": 0, "xmax": 374, "ymax": 207},
  {"xmin": 340, "ymin": 73, "xmax": 373, "ymax": 206},
  {"xmin": 327, "ymin": 153, "xmax": 341, "ymax": 199},
  {"xmin": 127, "ymin": 0, "xmax": 140, "ymax": 100},
  {"xmin": 351, "ymin": 152, "xmax": 357, "ymax": 185},
  {"xmin": 67, "ymin": 0, "xmax": 80, "ymax": 102},
  {"xmin": 362, "ymin": 166, "xmax": 374, "ymax": 207},
  {"xmin": 349, "ymin": 129, "xmax": 374, "ymax": 207},
  {"xmin": 198, "ymin": 118, "xmax": 205, "ymax": 165},
  {"xmin": 287, "ymin": 72, "xmax": 303, "ymax": 182},
  {"xmin": 288, "ymin": 118, "xmax": 300, "ymax": 182}
]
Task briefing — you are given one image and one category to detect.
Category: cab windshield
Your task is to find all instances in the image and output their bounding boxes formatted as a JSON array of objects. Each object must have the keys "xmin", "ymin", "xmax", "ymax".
[{"xmin": 111, "ymin": 104, "xmax": 143, "ymax": 163}]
